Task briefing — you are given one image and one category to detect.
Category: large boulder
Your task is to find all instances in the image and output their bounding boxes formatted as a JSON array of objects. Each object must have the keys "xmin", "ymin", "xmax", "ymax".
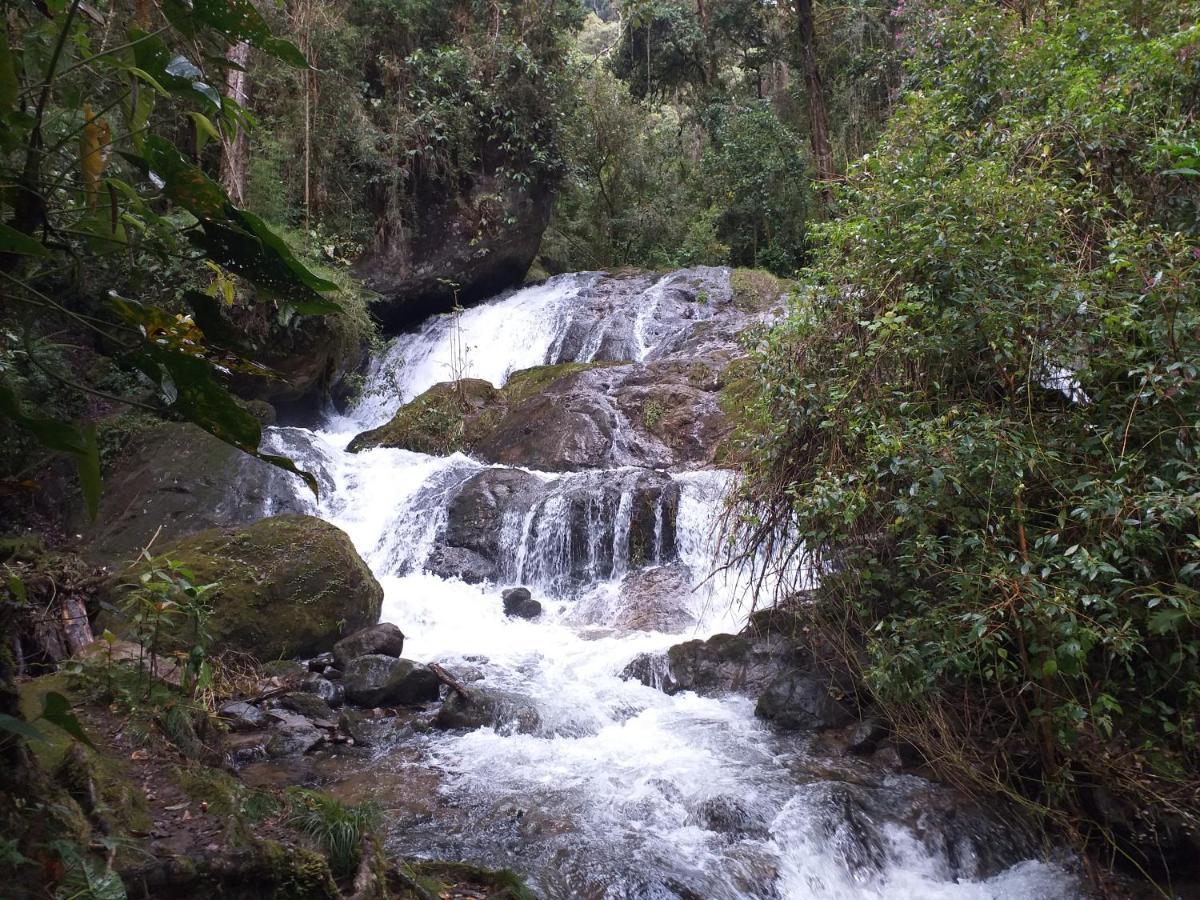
[
  {"xmin": 424, "ymin": 544, "xmax": 497, "ymax": 584},
  {"xmin": 341, "ymin": 655, "xmax": 440, "ymax": 708},
  {"xmin": 501, "ymin": 587, "xmax": 542, "ymax": 620},
  {"xmin": 77, "ymin": 422, "xmax": 306, "ymax": 566},
  {"xmin": 354, "ymin": 169, "xmax": 554, "ymax": 331},
  {"xmin": 346, "ymin": 357, "xmax": 730, "ymax": 472},
  {"xmin": 97, "ymin": 515, "xmax": 382, "ymax": 660},
  {"xmin": 663, "ymin": 632, "xmax": 801, "ymax": 697},
  {"xmin": 333, "ymin": 623, "xmax": 406, "ymax": 668}
]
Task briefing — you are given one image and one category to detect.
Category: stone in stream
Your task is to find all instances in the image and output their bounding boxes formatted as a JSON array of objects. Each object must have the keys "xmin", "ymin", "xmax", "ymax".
[
  {"xmin": 277, "ymin": 692, "xmax": 336, "ymax": 724},
  {"xmin": 501, "ymin": 587, "xmax": 542, "ymax": 619},
  {"xmin": 754, "ymin": 673, "xmax": 855, "ymax": 732},
  {"xmin": 218, "ymin": 700, "xmax": 267, "ymax": 733},
  {"xmin": 341, "ymin": 654, "xmax": 440, "ymax": 708},
  {"xmin": 333, "ymin": 622, "xmax": 406, "ymax": 668},
  {"xmin": 434, "ymin": 687, "xmax": 542, "ymax": 735},
  {"xmin": 424, "ymin": 544, "xmax": 497, "ymax": 584},
  {"xmin": 299, "ymin": 673, "xmax": 344, "ymax": 707},
  {"xmin": 263, "ymin": 709, "xmax": 326, "ymax": 758}
]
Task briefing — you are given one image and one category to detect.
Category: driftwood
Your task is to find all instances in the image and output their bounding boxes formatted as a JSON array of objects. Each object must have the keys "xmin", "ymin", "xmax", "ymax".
[{"xmin": 428, "ymin": 662, "xmax": 469, "ymax": 700}]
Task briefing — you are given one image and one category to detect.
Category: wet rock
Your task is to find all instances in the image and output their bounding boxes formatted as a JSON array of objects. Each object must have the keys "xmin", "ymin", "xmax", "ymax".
[
  {"xmin": 425, "ymin": 544, "xmax": 497, "ymax": 584},
  {"xmin": 620, "ymin": 652, "xmax": 679, "ymax": 693},
  {"xmin": 333, "ymin": 623, "xmax": 406, "ymax": 668},
  {"xmin": 434, "ymin": 687, "xmax": 542, "ymax": 735},
  {"xmin": 338, "ymin": 708, "xmax": 373, "ymax": 746},
  {"xmin": 307, "ymin": 651, "xmax": 336, "ymax": 672},
  {"xmin": 299, "ymin": 674, "xmax": 343, "ymax": 707},
  {"xmin": 442, "ymin": 468, "xmax": 542, "ymax": 562},
  {"xmin": 277, "ymin": 692, "xmax": 335, "ymax": 723},
  {"xmin": 218, "ymin": 701, "xmax": 267, "ymax": 733},
  {"xmin": 692, "ymin": 795, "xmax": 769, "ymax": 839},
  {"xmin": 755, "ymin": 673, "xmax": 855, "ymax": 731},
  {"xmin": 502, "ymin": 587, "xmax": 542, "ymax": 619},
  {"xmin": 223, "ymin": 731, "xmax": 269, "ymax": 765},
  {"xmin": 846, "ymin": 717, "xmax": 888, "ymax": 755},
  {"xmin": 608, "ymin": 564, "xmax": 695, "ymax": 632},
  {"xmin": 342, "ymin": 654, "xmax": 440, "ymax": 708},
  {"xmin": 76, "ymin": 422, "xmax": 306, "ymax": 566},
  {"xmin": 263, "ymin": 709, "xmax": 325, "ymax": 758},
  {"xmin": 97, "ymin": 515, "xmax": 383, "ymax": 660},
  {"xmin": 664, "ymin": 632, "xmax": 799, "ymax": 696}
]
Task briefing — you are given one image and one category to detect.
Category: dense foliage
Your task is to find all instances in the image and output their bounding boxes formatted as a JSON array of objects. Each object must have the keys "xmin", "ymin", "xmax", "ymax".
[{"xmin": 736, "ymin": 0, "xmax": 1200, "ymax": 878}]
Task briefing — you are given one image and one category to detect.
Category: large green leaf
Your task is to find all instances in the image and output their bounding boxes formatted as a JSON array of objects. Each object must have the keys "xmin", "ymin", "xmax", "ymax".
[
  {"xmin": 40, "ymin": 692, "xmax": 95, "ymax": 750},
  {"xmin": 0, "ymin": 222, "xmax": 50, "ymax": 257},
  {"xmin": 161, "ymin": 0, "xmax": 308, "ymax": 68},
  {"xmin": 0, "ymin": 379, "xmax": 103, "ymax": 519},
  {"xmin": 126, "ymin": 29, "xmax": 222, "ymax": 111}
]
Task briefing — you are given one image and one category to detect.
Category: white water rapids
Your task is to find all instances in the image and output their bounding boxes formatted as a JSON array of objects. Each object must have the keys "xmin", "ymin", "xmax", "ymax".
[{"xmin": 262, "ymin": 272, "xmax": 1079, "ymax": 899}]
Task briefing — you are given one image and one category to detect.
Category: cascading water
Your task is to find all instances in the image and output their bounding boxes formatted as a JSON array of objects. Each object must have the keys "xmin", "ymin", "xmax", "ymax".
[{"xmin": 261, "ymin": 270, "xmax": 1079, "ymax": 899}]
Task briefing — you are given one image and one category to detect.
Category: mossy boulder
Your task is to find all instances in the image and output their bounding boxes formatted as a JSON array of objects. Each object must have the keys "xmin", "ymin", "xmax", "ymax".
[
  {"xmin": 346, "ymin": 363, "xmax": 604, "ymax": 457},
  {"xmin": 99, "ymin": 515, "xmax": 382, "ymax": 660},
  {"xmin": 729, "ymin": 267, "xmax": 792, "ymax": 312}
]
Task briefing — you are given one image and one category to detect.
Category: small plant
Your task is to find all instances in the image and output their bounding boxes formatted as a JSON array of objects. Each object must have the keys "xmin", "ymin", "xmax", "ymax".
[
  {"xmin": 642, "ymin": 399, "xmax": 665, "ymax": 430},
  {"xmin": 286, "ymin": 789, "xmax": 380, "ymax": 878}
]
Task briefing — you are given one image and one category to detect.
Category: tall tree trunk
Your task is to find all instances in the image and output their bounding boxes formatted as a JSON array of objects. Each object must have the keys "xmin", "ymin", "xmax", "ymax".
[
  {"xmin": 794, "ymin": 0, "xmax": 834, "ymax": 206},
  {"xmin": 219, "ymin": 42, "xmax": 252, "ymax": 206}
]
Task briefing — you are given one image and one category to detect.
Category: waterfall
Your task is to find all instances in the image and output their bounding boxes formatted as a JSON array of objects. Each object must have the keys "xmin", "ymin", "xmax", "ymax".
[{"xmin": 261, "ymin": 271, "xmax": 1077, "ymax": 900}]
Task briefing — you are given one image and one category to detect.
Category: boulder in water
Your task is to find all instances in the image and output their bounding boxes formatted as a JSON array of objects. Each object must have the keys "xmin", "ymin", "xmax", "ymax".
[
  {"xmin": 277, "ymin": 692, "xmax": 335, "ymax": 724},
  {"xmin": 424, "ymin": 544, "xmax": 497, "ymax": 584},
  {"xmin": 333, "ymin": 623, "xmax": 406, "ymax": 668},
  {"xmin": 298, "ymin": 673, "xmax": 344, "ymax": 707},
  {"xmin": 342, "ymin": 654, "xmax": 440, "ymax": 708},
  {"xmin": 664, "ymin": 632, "xmax": 799, "ymax": 696},
  {"xmin": 620, "ymin": 652, "xmax": 679, "ymax": 693},
  {"xmin": 218, "ymin": 701, "xmax": 267, "ymax": 733},
  {"xmin": 97, "ymin": 515, "xmax": 382, "ymax": 660},
  {"xmin": 434, "ymin": 687, "xmax": 542, "ymax": 735},
  {"xmin": 502, "ymin": 587, "xmax": 542, "ymax": 619},
  {"xmin": 754, "ymin": 673, "xmax": 854, "ymax": 731}
]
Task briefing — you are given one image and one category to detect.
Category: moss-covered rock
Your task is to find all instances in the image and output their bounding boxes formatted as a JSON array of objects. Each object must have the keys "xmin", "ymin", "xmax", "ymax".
[
  {"xmin": 729, "ymin": 267, "xmax": 792, "ymax": 312},
  {"xmin": 100, "ymin": 515, "xmax": 382, "ymax": 660},
  {"xmin": 346, "ymin": 363, "xmax": 608, "ymax": 457}
]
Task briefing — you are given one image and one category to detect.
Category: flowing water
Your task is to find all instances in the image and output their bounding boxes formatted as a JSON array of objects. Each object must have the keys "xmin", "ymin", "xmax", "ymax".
[{"xmin": 262, "ymin": 271, "xmax": 1080, "ymax": 899}]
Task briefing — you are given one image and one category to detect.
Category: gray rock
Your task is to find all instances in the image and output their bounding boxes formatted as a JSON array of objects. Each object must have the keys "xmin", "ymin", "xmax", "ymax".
[
  {"xmin": 277, "ymin": 692, "xmax": 335, "ymax": 723},
  {"xmin": 299, "ymin": 673, "xmax": 344, "ymax": 707},
  {"xmin": 443, "ymin": 468, "xmax": 542, "ymax": 562},
  {"xmin": 693, "ymin": 795, "xmax": 768, "ymax": 839},
  {"xmin": 424, "ymin": 544, "xmax": 497, "ymax": 584},
  {"xmin": 755, "ymin": 673, "xmax": 854, "ymax": 731},
  {"xmin": 342, "ymin": 654, "xmax": 440, "ymax": 708},
  {"xmin": 333, "ymin": 623, "xmax": 406, "ymax": 668},
  {"xmin": 847, "ymin": 717, "xmax": 888, "ymax": 755},
  {"xmin": 620, "ymin": 652, "xmax": 679, "ymax": 693},
  {"xmin": 338, "ymin": 708, "xmax": 373, "ymax": 746},
  {"xmin": 265, "ymin": 720, "xmax": 325, "ymax": 758},
  {"xmin": 664, "ymin": 632, "xmax": 800, "ymax": 696},
  {"xmin": 434, "ymin": 687, "xmax": 542, "ymax": 735},
  {"xmin": 307, "ymin": 651, "xmax": 336, "ymax": 672},
  {"xmin": 218, "ymin": 701, "xmax": 267, "ymax": 732}
]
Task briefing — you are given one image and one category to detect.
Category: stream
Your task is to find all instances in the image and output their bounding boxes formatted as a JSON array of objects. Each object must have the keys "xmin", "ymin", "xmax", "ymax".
[{"xmin": 256, "ymin": 270, "xmax": 1080, "ymax": 899}]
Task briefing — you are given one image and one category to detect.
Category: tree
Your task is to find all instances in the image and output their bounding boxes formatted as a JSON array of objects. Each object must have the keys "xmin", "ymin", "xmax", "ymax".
[{"xmin": 793, "ymin": 0, "xmax": 834, "ymax": 205}]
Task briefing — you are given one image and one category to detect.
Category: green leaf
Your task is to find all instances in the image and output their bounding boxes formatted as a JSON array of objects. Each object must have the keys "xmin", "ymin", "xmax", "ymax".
[
  {"xmin": 0, "ymin": 713, "xmax": 46, "ymax": 743},
  {"xmin": 0, "ymin": 222, "xmax": 50, "ymax": 257},
  {"xmin": 161, "ymin": 0, "xmax": 309, "ymax": 67},
  {"xmin": 77, "ymin": 424, "xmax": 101, "ymax": 522},
  {"xmin": 40, "ymin": 692, "xmax": 95, "ymax": 749},
  {"xmin": 186, "ymin": 111, "xmax": 221, "ymax": 156}
]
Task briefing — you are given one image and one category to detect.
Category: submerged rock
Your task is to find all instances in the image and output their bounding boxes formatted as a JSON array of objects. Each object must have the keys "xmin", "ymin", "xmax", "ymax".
[
  {"xmin": 502, "ymin": 587, "xmax": 542, "ymax": 619},
  {"xmin": 342, "ymin": 654, "xmax": 440, "ymax": 708},
  {"xmin": 98, "ymin": 515, "xmax": 382, "ymax": 660},
  {"xmin": 333, "ymin": 623, "xmax": 406, "ymax": 668}
]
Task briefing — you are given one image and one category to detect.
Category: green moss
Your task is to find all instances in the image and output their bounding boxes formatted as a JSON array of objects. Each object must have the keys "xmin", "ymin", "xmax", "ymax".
[
  {"xmin": 400, "ymin": 861, "xmax": 536, "ymax": 900},
  {"xmin": 101, "ymin": 515, "xmax": 382, "ymax": 660},
  {"xmin": 730, "ymin": 268, "xmax": 791, "ymax": 312},
  {"xmin": 348, "ymin": 362, "xmax": 616, "ymax": 455},
  {"xmin": 260, "ymin": 840, "xmax": 341, "ymax": 899}
]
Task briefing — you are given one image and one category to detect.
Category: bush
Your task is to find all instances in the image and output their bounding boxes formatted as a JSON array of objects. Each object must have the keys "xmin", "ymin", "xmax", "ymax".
[{"xmin": 735, "ymin": 0, "xmax": 1200, "ymax": 878}]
